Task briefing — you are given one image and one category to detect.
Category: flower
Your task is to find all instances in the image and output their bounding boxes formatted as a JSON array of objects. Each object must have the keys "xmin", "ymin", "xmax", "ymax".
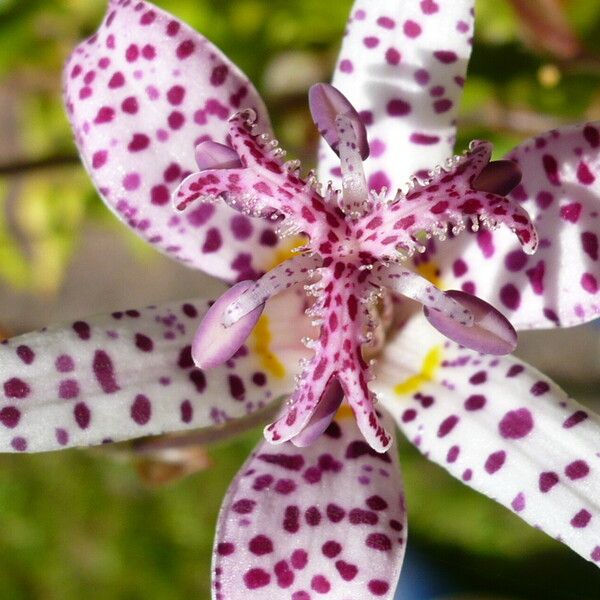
[{"xmin": 0, "ymin": 0, "xmax": 599, "ymax": 597}]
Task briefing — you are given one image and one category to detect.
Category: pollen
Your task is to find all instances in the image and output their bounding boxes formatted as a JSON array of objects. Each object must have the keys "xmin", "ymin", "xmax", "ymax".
[
  {"xmin": 251, "ymin": 315, "xmax": 286, "ymax": 379},
  {"xmin": 393, "ymin": 346, "xmax": 442, "ymax": 396}
]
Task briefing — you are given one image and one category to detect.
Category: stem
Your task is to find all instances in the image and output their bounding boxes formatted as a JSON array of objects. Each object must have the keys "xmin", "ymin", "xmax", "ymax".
[{"xmin": 0, "ymin": 154, "xmax": 80, "ymax": 176}]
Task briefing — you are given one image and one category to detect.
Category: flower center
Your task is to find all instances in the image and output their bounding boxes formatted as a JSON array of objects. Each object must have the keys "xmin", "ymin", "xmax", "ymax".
[{"xmin": 173, "ymin": 83, "xmax": 538, "ymax": 452}]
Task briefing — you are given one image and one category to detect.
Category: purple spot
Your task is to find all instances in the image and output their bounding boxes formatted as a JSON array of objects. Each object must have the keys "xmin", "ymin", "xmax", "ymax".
[
  {"xmin": 176, "ymin": 40, "xmax": 195, "ymax": 60},
  {"xmin": 469, "ymin": 371, "xmax": 487, "ymax": 385},
  {"xmin": 249, "ymin": 534, "xmax": 273, "ymax": 555},
  {"xmin": 0, "ymin": 406, "xmax": 21, "ymax": 428},
  {"xmin": 345, "ymin": 440, "xmax": 391, "ymax": 463},
  {"xmin": 228, "ymin": 374, "xmax": 245, "ymax": 401},
  {"xmin": 326, "ymin": 503, "xmax": 345, "ymax": 523},
  {"xmin": 59, "ymin": 379, "xmax": 80, "ymax": 400},
  {"xmin": 500, "ymin": 284, "xmax": 520, "ymax": 310},
  {"xmin": 182, "ymin": 303, "xmax": 198, "ymax": 318},
  {"xmin": 74, "ymin": 402, "xmax": 91, "ymax": 429},
  {"xmin": 505, "ymin": 250, "xmax": 527, "ymax": 272},
  {"xmin": 187, "ymin": 203, "xmax": 215, "ymax": 227},
  {"xmin": 92, "ymin": 350, "xmax": 120, "ymax": 393},
  {"xmin": 210, "ymin": 65, "xmax": 229, "ymax": 86},
  {"xmin": 584, "ymin": 125, "xmax": 600, "ymax": 148},
  {"xmin": 202, "ymin": 228, "xmax": 222, "ymax": 253},
  {"xmin": 539, "ymin": 471, "xmax": 559, "ymax": 493},
  {"xmin": 305, "ymin": 506, "xmax": 322, "ymax": 526},
  {"xmin": 565, "ymin": 460, "xmax": 590, "ymax": 480},
  {"xmin": 530, "ymin": 381, "xmax": 550, "ymax": 396},
  {"xmin": 366, "ymin": 533, "xmax": 392, "ymax": 551},
  {"xmin": 128, "ymin": 133, "xmax": 150, "ymax": 152},
  {"xmin": 582, "ymin": 232, "xmax": 599, "ymax": 261},
  {"xmin": 369, "ymin": 580, "xmax": 390, "ymax": 596},
  {"xmin": 385, "ymin": 48, "xmax": 401, "ymax": 65},
  {"xmin": 410, "ymin": 132, "xmax": 439, "ymax": 145},
  {"xmin": 581, "ymin": 272, "xmax": 598, "ymax": 294},
  {"xmin": 335, "ymin": 560, "xmax": 358, "ymax": 581},
  {"xmin": 189, "ymin": 369, "xmax": 206, "ymax": 393},
  {"xmin": 464, "ymin": 394, "xmax": 486, "ymax": 411},
  {"xmin": 231, "ymin": 215, "xmax": 253, "ymax": 240},
  {"xmin": 216, "ymin": 542, "xmax": 234, "ymax": 556},
  {"xmin": 368, "ymin": 171, "xmax": 391, "ymax": 194},
  {"xmin": 123, "ymin": 172, "xmax": 140, "ymax": 190},
  {"xmin": 16, "ymin": 345, "xmax": 35, "ymax": 365},
  {"xmin": 56, "ymin": 355, "xmax": 75, "ymax": 372},
  {"xmin": 55, "ymin": 428, "xmax": 69, "ymax": 446},
  {"xmin": 571, "ymin": 509, "xmax": 591, "ymax": 528},
  {"xmin": 437, "ymin": 415, "xmax": 459, "ymax": 437},
  {"xmin": 283, "ymin": 505, "xmax": 300, "ymax": 533},
  {"xmin": 434, "ymin": 50, "xmax": 458, "ymax": 64},
  {"xmin": 434, "ymin": 98, "xmax": 452, "ymax": 113},
  {"xmin": 73, "ymin": 321, "xmax": 91, "ymax": 340},
  {"xmin": 499, "ymin": 408, "xmax": 534, "ymax": 439},
  {"xmin": 180, "ymin": 400, "xmax": 193, "ymax": 423},
  {"xmin": 134, "ymin": 333, "xmax": 154, "ymax": 352},
  {"xmin": 485, "ymin": 450, "xmax": 506, "ymax": 474},
  {"xmin": 243, "ymin": 568, "xmax": 270, "ymax": 589},
  {"xmin": 563, "ymin": 410, "xmax": 588, "ymax": 428},
  {"xmin": 542, "ymin": 154, "xmax": 560, "ymax": 186},
  {"xmin": 131, "ymin": 394, "xmax": 151, "ymax": 425},
  {"xmin": 403, "ymin": 20, "xmax": 422, "ymax": 37},
  {"xmin": 11, "ymin": 437, "xmax": 27, "ymax": 452},
  {"xmin": 232, "ymin": 499, "xmax": 256, "ymax": 514},
  {"xmin": 377, "ymin": 16, "xmax": 395, "ymax": 29},
  {"xmin": 339, "ymin": 59, "xmax": 353, "ymax": 73},
  {"xmin": 3, "ymin": 378, "xmax": 30, "ymax": 399},
  {"xmin": 511, "ymin": 492, "xmax": 526, "ymax": 512},
  {"xmin": 506, "ymin": 364, "xmax": 524, "ymax": 378},
  {"xmin": 387, "ymin": 98, "xmax": 411, "ymax": 116},
  {"xmin": 258, "ymin": 453, "xmax": 304, "ymax": 471},
  {"xmin": 447, "ymin": 445, "xmax": 460, "ymax": 463}
]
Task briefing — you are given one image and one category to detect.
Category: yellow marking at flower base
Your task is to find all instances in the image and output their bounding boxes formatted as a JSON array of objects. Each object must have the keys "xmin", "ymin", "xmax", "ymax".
[
  {"xmin": 267, "ymin": 235, "xmax": 308, "ymax": 269},
  {"xmin": 334, "ymin": 404, "xmax": 354, "ymax": 421},
  {"xmin": 251, "ymin": 316, "xmax": 286, "ymax": 379},
  {"xmin": 415, "ymin": 261, "xmax": 443, "ymax": 289},
  {"xmin": 394, "ymin": 346, "xmax": 442, "ymax": 396}
]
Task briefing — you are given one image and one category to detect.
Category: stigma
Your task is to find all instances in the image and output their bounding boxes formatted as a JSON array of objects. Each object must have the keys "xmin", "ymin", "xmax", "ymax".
[{"xmin": 173, "ymin": 83, "xmax": 537, "ymax": 452}]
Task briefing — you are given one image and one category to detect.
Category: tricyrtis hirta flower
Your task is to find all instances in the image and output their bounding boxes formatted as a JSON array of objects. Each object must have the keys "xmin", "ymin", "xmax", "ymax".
[
  {"xmin": 179, "ymin": 84, "xmax": 535, "ymax": 453},
  {"xmin": 1, "ymin": 0, "xmax": 599, "ymax": 597}
]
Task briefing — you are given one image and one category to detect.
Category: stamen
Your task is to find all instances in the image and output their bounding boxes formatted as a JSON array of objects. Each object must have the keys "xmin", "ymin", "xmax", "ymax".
[
  {"xmin": 472, "ymin": 160, "xmax": 522, "ymax": 196},
  {"xmin": 308, "ymin": 82, "xmax": 369, "ymax": 160},
  {"xmin": 424, "ymin": 290, "xmax": 517, "ymax": 355},
  {"xmin": 370, "ymin": 263, "xmax": 474, "ymax": 326},
  {"xmin": 194, "ymin": 140, "xmax": 242, "ymax": 170},
  {"xmin": 223, "ymin": 254, "xmax": 322, "ymax": 327},
  {"xmin": 336, "ymin": 114, "xmax": 370, "ymax": 217},
  {"xmin": 291, "ymin": 377, "xmax": 344, "ymax": 447},
  {"xmin": 192, "ymin": 282, "xmax": 264, "ymax": 369}
]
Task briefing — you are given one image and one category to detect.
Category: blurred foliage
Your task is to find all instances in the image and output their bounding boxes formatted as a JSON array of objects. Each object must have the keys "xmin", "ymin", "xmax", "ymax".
[
  {"xmin": 1, "ymin": 0, "xmax": 600, "ymax": 598},
  {"xmin": 3, "ymin": 0, "xmax": 600, "ymax": 290}
]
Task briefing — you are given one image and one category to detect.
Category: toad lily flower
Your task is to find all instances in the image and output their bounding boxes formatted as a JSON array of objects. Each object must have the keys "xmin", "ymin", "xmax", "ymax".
[{"xmin": 0, "ymin": 0, "xmax": 599, "ymax": 597}]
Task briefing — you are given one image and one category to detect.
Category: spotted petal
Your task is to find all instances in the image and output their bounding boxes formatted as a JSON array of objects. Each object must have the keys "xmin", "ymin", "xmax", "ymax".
[
  {"xmin": 374, "ymin": 313, "xmax": 600, "ymax": 566},
  {"xmin": 213, "ymin": 412, "xmax": 406, "ymax": 599},
  {"xmin": 436, "ymin": 123, "xmax": 600, "ymax": 329},
  {"xmin": 319, "ymin": 0, "xmax": 475, "ymax": 192},
  {"xmin": 64, "ymin": 0, "xmax": 283, "ymax": 283},
  {"xmin": 0, "ymin": 293, "xmax": 311, "ymax": 452}
]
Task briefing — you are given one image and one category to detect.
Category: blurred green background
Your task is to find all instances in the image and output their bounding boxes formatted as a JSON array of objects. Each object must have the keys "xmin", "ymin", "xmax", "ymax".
[{"xmin": 1, "ymin": 0, "xmax": 600, "ymax": 598}]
